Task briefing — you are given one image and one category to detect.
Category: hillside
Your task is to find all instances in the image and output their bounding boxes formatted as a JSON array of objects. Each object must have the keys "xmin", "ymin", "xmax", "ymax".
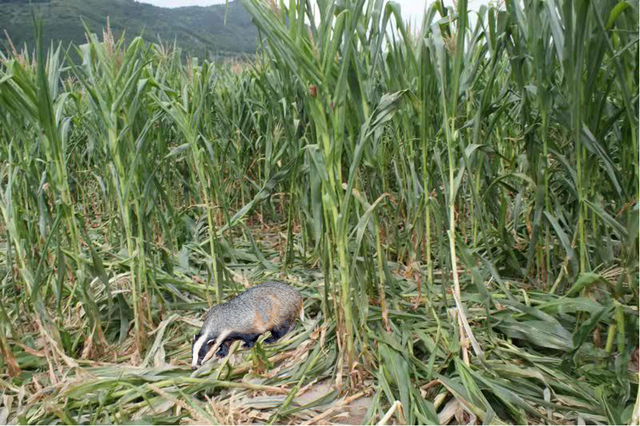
[{"xmin": 0, "ymin": 0, "xmax": 257, "ymax": 57}]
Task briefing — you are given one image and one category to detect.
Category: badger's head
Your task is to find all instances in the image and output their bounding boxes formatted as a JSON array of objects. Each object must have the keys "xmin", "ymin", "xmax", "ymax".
[{"xmin": 191, "ymin": 329, "xmax": 232, "ymax": 370}]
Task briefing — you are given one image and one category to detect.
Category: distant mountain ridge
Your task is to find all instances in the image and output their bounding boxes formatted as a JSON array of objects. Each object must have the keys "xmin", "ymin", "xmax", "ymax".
[{"xmin": 0, "ymin": 0, "xmax": 257, "ymax": 57}]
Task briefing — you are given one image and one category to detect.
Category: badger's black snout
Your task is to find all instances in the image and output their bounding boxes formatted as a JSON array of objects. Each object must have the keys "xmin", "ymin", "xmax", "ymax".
[{"xmin": 191, "ymin": 365, "xmax": 199, "ymax": 371}]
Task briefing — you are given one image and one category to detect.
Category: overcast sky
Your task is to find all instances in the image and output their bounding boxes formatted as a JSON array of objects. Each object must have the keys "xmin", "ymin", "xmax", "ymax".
[{"xmin": 137, "ymin": 0, "xmax": 492, "ymax": 22}]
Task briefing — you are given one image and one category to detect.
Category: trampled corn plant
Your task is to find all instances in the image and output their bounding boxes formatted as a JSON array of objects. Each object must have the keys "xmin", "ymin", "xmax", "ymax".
[
  {"xmin": 0, "ymin": 22, "xmax": 103, "ymax": 368},
  {"xmin": 71, "ymin": 31, "xmax": 165, "ymax": 353},
  {"xmin": 241, "ymin": 0, "xmax": 409, "ymax": 381}
]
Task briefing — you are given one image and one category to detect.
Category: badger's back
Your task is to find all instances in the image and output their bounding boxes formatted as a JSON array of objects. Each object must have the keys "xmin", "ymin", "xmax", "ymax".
[{"xmin": 209, "ymin": 281, "xmax": 303, "ymax": 334}]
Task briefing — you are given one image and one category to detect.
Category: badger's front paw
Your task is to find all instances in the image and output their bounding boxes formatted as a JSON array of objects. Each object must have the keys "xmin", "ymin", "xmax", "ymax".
[{"xmin": 216, "ymin": 345, "xmax": 229, "ymax": 358}]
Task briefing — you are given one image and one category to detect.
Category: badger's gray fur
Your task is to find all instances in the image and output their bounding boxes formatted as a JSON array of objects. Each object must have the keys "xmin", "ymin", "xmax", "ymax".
[{"xmin": 191, "ymin": 281, "xmax": 303, "ymax": 370}]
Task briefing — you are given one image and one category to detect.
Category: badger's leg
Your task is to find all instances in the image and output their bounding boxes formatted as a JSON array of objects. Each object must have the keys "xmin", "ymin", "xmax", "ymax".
[
  {"xmin": 239, "ymin": 333, "xmax": 260, "ymax": 349},
  {"xmin": 216, "ymin": 342, "xmax": 230, "ymax": 358},
  {"xmin": 264, "ymin": 321, "xmax": 293, "ymax": 344}
]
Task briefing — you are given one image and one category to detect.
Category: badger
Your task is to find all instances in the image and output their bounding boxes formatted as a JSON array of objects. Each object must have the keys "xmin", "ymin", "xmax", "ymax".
[{"xmin": 191, "ymin": 281, "xmax": 303, "ymax": 370}]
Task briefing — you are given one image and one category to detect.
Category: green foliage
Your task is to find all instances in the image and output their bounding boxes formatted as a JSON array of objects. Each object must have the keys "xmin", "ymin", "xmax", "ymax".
[
  {"xmin": 0, "ymin": 0, "xmax": 638, "ymax": 424},
  {"xmin": 0, "ymin": 0, "xmax": 257, "ymax": 58}
]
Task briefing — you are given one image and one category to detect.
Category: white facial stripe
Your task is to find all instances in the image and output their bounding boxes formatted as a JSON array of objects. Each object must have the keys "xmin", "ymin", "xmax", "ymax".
[
  {"xmin": 192, "ymin": 334, "xmax": 208, "ymax": 367},
  {"xmin": 202, "ymin": 329, "xmax": 230, "ymax": 364}
]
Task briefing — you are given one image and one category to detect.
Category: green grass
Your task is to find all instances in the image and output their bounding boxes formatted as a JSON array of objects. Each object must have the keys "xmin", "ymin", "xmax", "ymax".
[{"xmin": 0, "ymin": 0, "xmax": 638, "ymax": 424}]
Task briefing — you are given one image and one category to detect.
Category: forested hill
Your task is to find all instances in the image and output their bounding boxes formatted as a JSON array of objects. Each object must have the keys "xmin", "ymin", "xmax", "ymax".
[{"xmin": 0, "ymin": 0, "xmax": 258, "ymax": 57}]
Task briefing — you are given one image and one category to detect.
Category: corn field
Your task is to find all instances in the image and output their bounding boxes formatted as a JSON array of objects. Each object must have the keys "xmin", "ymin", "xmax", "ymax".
[{"xmin": 0, "ymin": 0, "xmax": 638, "ymax": 424}]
